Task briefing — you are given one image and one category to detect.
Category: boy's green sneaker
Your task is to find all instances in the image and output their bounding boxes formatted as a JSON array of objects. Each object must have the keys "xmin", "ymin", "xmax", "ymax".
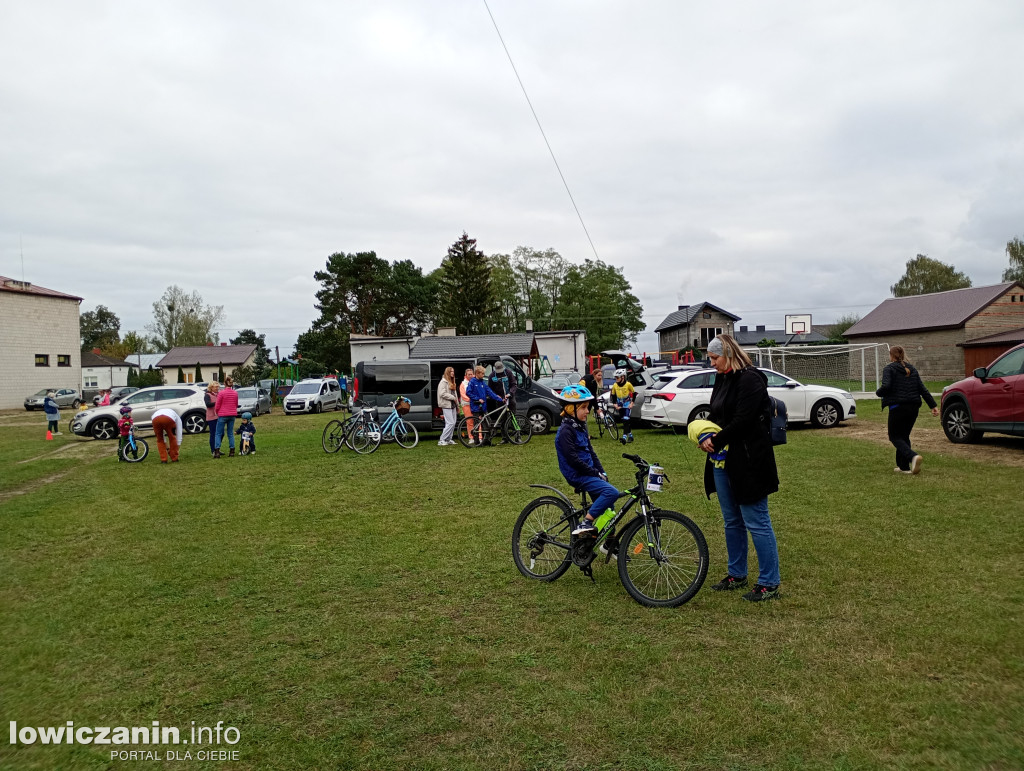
[
  {"xmin": 742, "ymin": 584, "xmax": 780, "ymax": 602},
  {"xmin": 711, "ymin": 575, "xmax": 748, "ymax": 591}
]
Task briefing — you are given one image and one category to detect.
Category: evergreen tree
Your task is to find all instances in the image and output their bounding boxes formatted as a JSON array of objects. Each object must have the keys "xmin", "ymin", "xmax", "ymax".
[
  {"xmin": 195, "ymin": 363, "xmax": 203, "ymax": 382},
  {"xmin": 177, "ymin": 366, "xmax": 185, "ymax": 383},
  {"xmin": 435, "ymin": 232, "xmax": 498, "ymax": 335}
]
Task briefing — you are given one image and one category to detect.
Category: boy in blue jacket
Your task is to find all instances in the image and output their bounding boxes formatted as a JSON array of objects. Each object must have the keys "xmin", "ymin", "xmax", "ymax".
[
  {"xmin": 466, "ymin": 365, "xmax": 505, "ymax": 445},
  {"xmin": 554, "ymin": 385, "xmax": 620, "ymax": 536}
]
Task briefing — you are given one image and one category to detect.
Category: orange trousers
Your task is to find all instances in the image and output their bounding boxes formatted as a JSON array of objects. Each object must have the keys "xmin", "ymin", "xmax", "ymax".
[
  {"xmin": 461, "ymin": 403, "xmax": 474, "ymax": 433},
  {"xmin": 152, "ymin": 415, "xmax": 179, "ymax": 462}
]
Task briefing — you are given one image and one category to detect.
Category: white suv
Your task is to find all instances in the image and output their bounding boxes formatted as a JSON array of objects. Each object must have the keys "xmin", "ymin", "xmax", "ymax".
[
  {"xmin": 283, "ymin": 378, "xmax": 342, "ymax": 414},
  {"xmin": 71, "ymin": 385, "xmax": 208, "ymax": 440}
]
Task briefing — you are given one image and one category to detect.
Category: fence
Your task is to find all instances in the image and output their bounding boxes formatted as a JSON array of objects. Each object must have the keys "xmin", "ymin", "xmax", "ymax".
[{"xmin": 744, "ymin": 343, "xmax": 888, "ymax": 393}]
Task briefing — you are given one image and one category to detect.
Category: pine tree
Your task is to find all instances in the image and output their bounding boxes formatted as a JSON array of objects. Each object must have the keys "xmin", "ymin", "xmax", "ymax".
[
  {"xmin": 435, "ymin": 232, "xmax": 498, "ymax": 335},
  {"xmin": 195, "ymin": 363, "xmax": 202, "ymax": 383},
  {"xmin": 177, "ymin": 366, "xmax": 186, "ymax": 383}
]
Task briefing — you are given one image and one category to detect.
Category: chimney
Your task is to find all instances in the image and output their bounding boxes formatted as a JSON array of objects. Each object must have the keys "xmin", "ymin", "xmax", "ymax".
[
  {"xmin": 677, "ymin": 304, "xmax": 688, "ymax": 311},
  {"xmin": 221, "ymin": 342, "xmax": 227, "ymax": 346},
  {"xmin": 207, "ymin": 342, "xmax": 214, "ymax": 346},
  {"xmin": 92, "ymin": 348, "xmax": 102, "ymax": 354},
  {"xmin": 525, "ymin": 319, "xmax": 534, "ymax": 331},
  {"xmin": 756, "ymin": 325, "xmax": 765, "ymax": 332},
  {"xmin": 740, "ymin": 326, "xmax": 747, "ymax": 333},
  {"xmin": 436, "ymin": 327, "xmax": 457, "ymax": 337}
]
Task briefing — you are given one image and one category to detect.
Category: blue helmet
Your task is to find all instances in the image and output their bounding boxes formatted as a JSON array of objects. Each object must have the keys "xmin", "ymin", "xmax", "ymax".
[
  {"xmin": 558, "ymin": 384, "xmax": 594, "ymax": 403},
  {"xmin": 242, "ymin": 412, "xmax": 252, "ymax": 420}
]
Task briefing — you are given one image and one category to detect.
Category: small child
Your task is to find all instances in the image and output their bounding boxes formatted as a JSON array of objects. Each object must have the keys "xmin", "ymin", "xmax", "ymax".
[
  {"xmin": 117, "ymin": 404, "xmax": 134, "ymax": 462},
  {"xmin": 610, "ymin": 368, "xmax": 636, "ymax": 444},
  {"xmin": 235, "ymin": 412, "xmax": 257, "ymax": 454},
  {"xmin": 553, "ymin": 385, "xmax": 621, "ymax": 537}
]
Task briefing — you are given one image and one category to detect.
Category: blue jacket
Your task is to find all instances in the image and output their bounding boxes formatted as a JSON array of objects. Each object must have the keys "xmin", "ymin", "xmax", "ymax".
[
  {"xmin": 43, "ymin": 397, "xmax": 60, "ymax": 419},
  {"xmin": 555, "ymin": 414, "xmax": 605, "ymax": 485},
  {"xmin": 466, "ymin": 377, "xmax": 502, "ymax": 411}
]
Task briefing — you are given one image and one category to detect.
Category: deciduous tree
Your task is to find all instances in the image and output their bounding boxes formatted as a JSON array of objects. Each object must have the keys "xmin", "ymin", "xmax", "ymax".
[
  {"xmin": 146, "ymin": 286, "xmax": 225, "ymax": 349},
  {"xmin": 80, "ymin": 305, "xmax": 121, "ymax": 351},
  {"xmin": 1003, "ymin": 237, "xmax": 1024, "ymax": 284},
  {"xmin": 891, "ymin": 254, "xmax": 972, "ymax": 297},
  {"xmin": 553, "ymin": 260, "xmax": 644, "ymax": 351}
]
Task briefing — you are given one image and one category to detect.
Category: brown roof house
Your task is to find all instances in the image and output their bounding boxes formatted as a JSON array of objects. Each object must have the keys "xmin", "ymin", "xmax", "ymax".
[
  {"xmin": 845, "ymin": 282, "xmax": 1024, "ymax": 379},
  {"xmin": 654, "ymin": 303, "xmax": 741, "ymax": 354},
  {"xmin": 156, "ymin": 344, "xmax": 258, "ymax": 384}
]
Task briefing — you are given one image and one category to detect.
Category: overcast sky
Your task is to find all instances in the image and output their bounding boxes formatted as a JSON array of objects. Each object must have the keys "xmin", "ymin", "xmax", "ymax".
[{"xmin": 2, "ymin": 1, "xmax": 1022, "ymax": 357}]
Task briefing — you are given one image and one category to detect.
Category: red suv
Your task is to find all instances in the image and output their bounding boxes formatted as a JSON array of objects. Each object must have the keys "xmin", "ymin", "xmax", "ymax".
[{"xmin": 941, "ymin": 342, "xmax": 1024, "ymax": 443}]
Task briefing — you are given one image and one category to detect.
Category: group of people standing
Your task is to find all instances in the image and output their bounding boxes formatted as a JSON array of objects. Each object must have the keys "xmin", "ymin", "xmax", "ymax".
[
  {"xmin": 436, "ymin": 364, "xmax": 515, "ymax": 447},
  {"xmin": 203, "ymin": 377, "xmax": 255, "ymax": 459}
]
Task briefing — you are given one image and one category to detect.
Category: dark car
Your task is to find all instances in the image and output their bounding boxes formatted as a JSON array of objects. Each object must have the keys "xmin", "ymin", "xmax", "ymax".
[
  {"xmin": 92, "ymin": 386, "xmax": 139, "ymax": 406},
  {"xmin": 940, "ymin": 342, "xmax": 1024, "ymax": 443}
]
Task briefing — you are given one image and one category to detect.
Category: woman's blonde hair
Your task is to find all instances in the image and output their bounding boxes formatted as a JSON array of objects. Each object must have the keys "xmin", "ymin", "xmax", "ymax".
[
  {"xmin": 206, "ymin": 382, "xmax": 219, "ymax": 393},
  {"xmin": 224, "ymin": 376, "xmax": 234, "ymax": 387},
  {"xmin": 713, "ymin": 334, "xmax": 753, "ymax": 370},
  {"xmin": 443, "ymin": 367, "xmax": 456, "ymax": 388},
  {"xmin": 889, "ymin": 345, "xmax": 911, "ymax": 376}
]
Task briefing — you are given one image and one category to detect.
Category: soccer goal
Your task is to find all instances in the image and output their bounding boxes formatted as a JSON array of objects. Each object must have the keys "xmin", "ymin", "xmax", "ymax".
[{"xmin": 743, "ymin": 343, "xmax": 888, "ymax": 393}]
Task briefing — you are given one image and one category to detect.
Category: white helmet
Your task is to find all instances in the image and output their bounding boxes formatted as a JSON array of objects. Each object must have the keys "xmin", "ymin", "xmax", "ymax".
[{"xmin": 613, "ymin": 368, "xmax": 627, "ymax": 380}]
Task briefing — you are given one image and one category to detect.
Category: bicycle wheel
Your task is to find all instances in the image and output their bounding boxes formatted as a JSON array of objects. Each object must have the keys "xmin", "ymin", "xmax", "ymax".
[
  {"xmin": 617, "ymin": 510, "xmax": 708, "ymax": 607},
  {"xmin": 602, "ymin": 415, "xmax": 619, "ymax": 440},
  {"xmin": 457, "ymin": 416, "xmax": 489, "ymax": 448},
  {"xmin": 502, "ymin": 413, "xmax": 532, "ymax": 445},
  {"xmin": 350, "ymin": 422, "xmax": 381, "ymax": 455},
  {"xmin": 393, "ymin": 419, "xmax": 419, "ymax": 449},
  {"xmin": 322, "ymin": 420, "xmax": 345, "ymax": 454},
  {"xmin": 121, "ymin": 438, "xmax": 149, "ymax": 463},
  {"xmin": 512, "ymin": 497, "xmax": 577, "ymax": 581}
]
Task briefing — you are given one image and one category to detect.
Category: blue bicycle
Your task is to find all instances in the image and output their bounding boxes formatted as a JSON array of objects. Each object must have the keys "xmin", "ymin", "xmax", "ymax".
[
  {"xmin": 363, "ymin": 397, "xmax": 419, "ymax": 453},
  {"xmin": 119, "ymin": 426, "xmax": 149, "ymax": 463}
]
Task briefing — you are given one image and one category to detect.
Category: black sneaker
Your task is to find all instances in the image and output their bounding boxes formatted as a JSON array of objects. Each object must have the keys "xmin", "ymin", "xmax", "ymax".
[
  {"xmin": 711, "ymin": 575, "xmax": 748, "ymax": 591},
  {"xmin": 742, "ymin": 584, "xmax": 780, "ymax": 602},
  {"xmin": 572, "ymin": 518, "xmax": 597, "ymax": 536}
]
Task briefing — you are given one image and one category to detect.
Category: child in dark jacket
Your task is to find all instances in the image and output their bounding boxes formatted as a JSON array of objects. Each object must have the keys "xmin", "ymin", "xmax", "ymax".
[
  {"xmin": 235, "ymin": 412, "xmax": 257, "ymax": 454},
  {"xmin": 466, "ymin": 365, "xmax": 505, "ymax": 445},
  {"xmin": 554, "ymin": 385, "xmax": 620, "ymax": 536}
]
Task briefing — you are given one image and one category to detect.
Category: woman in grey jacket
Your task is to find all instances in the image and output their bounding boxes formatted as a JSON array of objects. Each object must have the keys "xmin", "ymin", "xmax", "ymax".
[
  {"xmin": 437, "ymin": 367, "xmax": 459, "ymax": 446},
  {"xmin": 876, "ymin": 346, "xmax": 938, "ymax": 474}
]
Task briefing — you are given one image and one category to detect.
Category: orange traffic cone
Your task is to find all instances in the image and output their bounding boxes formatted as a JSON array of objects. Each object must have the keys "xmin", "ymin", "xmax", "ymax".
[{"xmin": 46, "ymin": 429, "xmax": 53, "ymax": 440}]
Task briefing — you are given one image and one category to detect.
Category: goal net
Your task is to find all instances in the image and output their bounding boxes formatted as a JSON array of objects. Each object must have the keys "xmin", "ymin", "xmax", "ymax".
[{"xmin": 742, "ymin": 343, "xmax": 888, "ymax": 392}]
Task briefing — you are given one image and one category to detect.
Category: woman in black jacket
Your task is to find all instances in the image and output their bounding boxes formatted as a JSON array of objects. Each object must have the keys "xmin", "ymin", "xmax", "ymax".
[
  {"xmin": 875, "ymin": 345, "xmax": 938, "ymax": 474},
  {"xmin": 699, "ymin": 335, "xmax": 782, "ymax": 602}
]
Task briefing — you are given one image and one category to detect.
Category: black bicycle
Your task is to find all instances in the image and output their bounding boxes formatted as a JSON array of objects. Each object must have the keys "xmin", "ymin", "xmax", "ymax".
[
  {"xmin": 512, "ymin": 454, "xmax": 708, "ymax": 607},
  {"xmin": 593, "ymin": 401, "xmax": 619, "ymax": 440},
  {"xmin": 457, "ymin": 399, "xmax": 531, "ymax": 447},
  {"xmin": 321, "ymin": 400, "xmax": 379, "ymax": 455}
]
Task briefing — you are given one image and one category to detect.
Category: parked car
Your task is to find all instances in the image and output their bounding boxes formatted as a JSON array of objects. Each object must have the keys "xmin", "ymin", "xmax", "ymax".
[
  {"xmin": 71, "ymin": 385, "xmax": 208, "ymax": 440},
  {"xmin": 92, "ymin": 386, "xmax": 139, "ymax": 406},
  {"xmin": 535, "ymin": 373, "xmax": 580, "ymax": 393},
  {"xmin": 236, "ymin": 387, "xmax": 272, "ymax": 416},
  {"xmin": 940, "ymin": 342, "xmax": 1024, "ymax": 443},
  {"xmin": 640, "ymin": 367, "xmax": 857, "ymax": 429},
  {"xmin": 25, "ymin": 388, "xmax": 82, "ymax": 411},
  {"xmin": 283, "ymin": 378, "xmax": 343, "ymax": 414}
]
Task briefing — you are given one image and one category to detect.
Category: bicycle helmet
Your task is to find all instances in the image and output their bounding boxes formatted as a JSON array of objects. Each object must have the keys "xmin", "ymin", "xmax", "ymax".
[
  {"xmin": 119, "ymin": 405, "xmax": 132, "ymax": 415},
  {"xmin": 557, "ymin": 384, "xmax": 594, "ymax": 403},
  {"xmin": 613, "ymin": 368, "xmax": 627, "ymax": 380},
  {"xmin": 241, "ymin": 412, "xmax": 252, "ymax": 420}
]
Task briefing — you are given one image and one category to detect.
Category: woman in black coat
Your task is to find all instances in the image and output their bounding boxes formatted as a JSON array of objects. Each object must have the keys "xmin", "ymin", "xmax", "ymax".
[
  {"xmin": 698, "ymin": 335, "xmax": 782, "ymax": 602},
  {"xmin": 875, "ymin": 345, "xmax": 938, "ymax": 474}
]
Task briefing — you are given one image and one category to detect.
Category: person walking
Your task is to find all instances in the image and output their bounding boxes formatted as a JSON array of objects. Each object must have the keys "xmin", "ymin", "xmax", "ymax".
[
  {"xmin": 151, "ymin": 408, "xmax": 183, "ymax": 463},
  {"xmin": 876, "ymin": 345, "xmax": 939, "ymax": 475},
  {"xmin": 204, "ymin": 381, "xmax": 220, "ymax": 458},
  {"xmin": 43, "ymin": 391, "xmax": 61, "ymax": 436},
  {"xmin": 213, "ymin": 376, "xmax": 239, "ymax": 458},
  {"xmin": 699, "ymin": 335, "xmax": 782, "ymax": 602},
  {"xmin": 437, "ymin": 366, "xmax": 459, "ymax": 446}
]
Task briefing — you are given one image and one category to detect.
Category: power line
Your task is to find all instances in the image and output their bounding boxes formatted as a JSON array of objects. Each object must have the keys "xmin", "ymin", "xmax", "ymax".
[{"xmin": 482, "ymin": 0, "xmax": 601, "ymax": 262}]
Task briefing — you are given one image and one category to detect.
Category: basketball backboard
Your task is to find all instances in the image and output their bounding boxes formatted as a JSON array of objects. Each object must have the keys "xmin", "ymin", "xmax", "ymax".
[{"xmin": 785, "ymin": 314, "xmax": 812, "ymax": 335}]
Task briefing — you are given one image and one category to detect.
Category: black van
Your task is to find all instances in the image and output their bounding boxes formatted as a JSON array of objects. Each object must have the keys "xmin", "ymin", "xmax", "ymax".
[{"xmin": 354, "ymin": 356, "xmax": 562, "ymax": 434}]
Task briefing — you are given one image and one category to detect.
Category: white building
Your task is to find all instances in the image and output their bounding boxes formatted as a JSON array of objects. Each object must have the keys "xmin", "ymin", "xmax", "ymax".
[
  {"xmin": 81, "ymin": 351, "xmax": 132, "ymax": 394},
  {"xmin": 349, "ymin": 334, "xmax": 416, "ymax": 365},
  {"xmin": 0, "ymin": 277, "xmax": 82, "ymax": 409},
  {"xmin": 156, "ymin": 344, "xmax": 258, "ymax": 384},
  {"xmin": 533, "ymin": 330, "xmax": 587, "ymax": 374}
]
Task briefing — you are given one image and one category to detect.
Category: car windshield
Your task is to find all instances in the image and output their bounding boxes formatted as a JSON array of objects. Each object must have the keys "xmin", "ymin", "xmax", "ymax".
[
  {"xmin": 236, "ymin": 389, "xmax": 257, "ymax": 398},
  {"xmin": 33, "ymin": 389, "xmax": 50, "ymax": 396},
  {"xmin": 290, "ymin": 383, "xmax": 320, "ymax": 395}
]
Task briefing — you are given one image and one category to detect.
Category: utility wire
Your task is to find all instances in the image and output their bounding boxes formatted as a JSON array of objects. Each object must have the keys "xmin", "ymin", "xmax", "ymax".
[{"xmin": 482, "ymin": 0, "xmax": 601, "ymax": 262}]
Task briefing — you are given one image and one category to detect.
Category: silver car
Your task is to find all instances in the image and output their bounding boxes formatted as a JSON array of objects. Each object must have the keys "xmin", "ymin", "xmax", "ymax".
[
  {"xmin": 236, "ymin": 387, "xmax": 272, "ymax": 416},
  {"xmin": 71, "ymin": 385, "xmax": 208, "ymax": 440},
  {"xmin": 25, "ymin": 388, "xmax": 82, "ymax": 411}
]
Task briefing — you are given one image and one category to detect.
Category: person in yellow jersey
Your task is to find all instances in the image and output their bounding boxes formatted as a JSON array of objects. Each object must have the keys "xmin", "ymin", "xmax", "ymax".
[{"xmin": 609, "ymin": 369, "xmax": 636, "ymax": 444}]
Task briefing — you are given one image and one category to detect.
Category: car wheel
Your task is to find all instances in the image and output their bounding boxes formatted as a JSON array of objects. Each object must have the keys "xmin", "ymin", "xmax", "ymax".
[
  {"xmin": 182, "ymin": 412, "xmax": 206, "ymax": 434},
  {"xmin": 72, "ymin": 399, "xmax": 81, "ymax": 409},
  {"xmin": 313, "ymin": 402, "xmax": 322, "ymax": 414},
  {"xmin": 90, "ymin": 418, "xmax": 117, "ymax": 440},
  {"xmin": 528, "ymin": 408, "xmax": 552, "ymax": 434},
  {"xmin": 810, "ymin": 399, "xmax": 841, "ymax": 428},
  {"xmin": 687, "ymin": 405, "xmax": 711, "ymax": 425},
  {"xmin": 942, "ymin": 401, "xmax": 982, "ymax": 444}
]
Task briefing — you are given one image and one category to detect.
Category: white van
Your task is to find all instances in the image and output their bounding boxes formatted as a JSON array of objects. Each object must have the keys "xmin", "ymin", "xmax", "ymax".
[{"xmin": 282, "ymin": 378, "xmax": 342, "ymax": 414}]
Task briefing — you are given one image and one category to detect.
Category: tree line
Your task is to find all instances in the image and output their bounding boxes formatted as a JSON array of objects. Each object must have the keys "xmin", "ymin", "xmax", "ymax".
[{"xmin": 890, "ymin": 237, "xmax": 1023, "ymax": 297}]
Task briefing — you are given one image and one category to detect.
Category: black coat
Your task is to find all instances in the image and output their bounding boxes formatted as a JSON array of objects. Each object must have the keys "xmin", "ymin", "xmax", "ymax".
[
  {"xmin": 703, "ymin": 366, "xmax": 780, "ymax": 505},
  {"xmin": 875, "ymin": 361, "xmax": 937, "ymax": 410}
]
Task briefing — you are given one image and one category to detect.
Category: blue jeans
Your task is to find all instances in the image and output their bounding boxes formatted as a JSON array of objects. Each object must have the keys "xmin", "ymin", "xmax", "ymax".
[
  {"xmin": 713, "ymin": 466, "xmax": 781, "ymax": 587},
  {"xmin": 576, "ymin": 475, "xmax": 620, "ymax": 520},
  {"xmin": 207, "ymin": 417, "xmax": 219, "ymax": 454},
  {"xmin": 215, "ymin": 416, "xmax": 235, "ymax": 450}
]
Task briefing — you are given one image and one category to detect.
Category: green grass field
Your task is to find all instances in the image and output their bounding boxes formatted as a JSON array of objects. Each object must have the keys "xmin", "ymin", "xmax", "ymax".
[{"xmin": 1, "ymin": 405, "xmax": 1021, "ymax": 769}]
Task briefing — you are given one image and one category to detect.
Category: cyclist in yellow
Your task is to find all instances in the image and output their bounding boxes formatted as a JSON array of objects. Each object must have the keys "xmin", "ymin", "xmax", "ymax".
[{"xmin": 609, "ymin": 368, "xmax": 636, "ymax": 444}]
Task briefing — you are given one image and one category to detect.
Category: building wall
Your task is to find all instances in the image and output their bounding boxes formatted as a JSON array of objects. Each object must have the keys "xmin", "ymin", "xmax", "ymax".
[
  {"xmin": 963, "ymin": 344, "xmax": 1020, "ymax": 374},
  {"xmin": 82, "ymin": 366, "xmax": 130, "ymax": 391},
  {"xmin": 350, "ymin": 339, "xmax": 413, "ymax": 365},
  {"xmin": 0, "ymin": 292, "xmax": 82, "ymax": 409},
  {"xmin": 535, "ymin": 332, "xmax": 586, "ymax": 373},
  {"xmin": 158, "ymin": 355, "xmax": 256, "ymax": 384},
  {"xmin": 658, "ymin": 312, "xmax": 735, "ymax": 353}
]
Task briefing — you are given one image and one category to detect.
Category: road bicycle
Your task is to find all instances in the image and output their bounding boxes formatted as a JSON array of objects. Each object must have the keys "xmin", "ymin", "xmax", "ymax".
[
  {"xmin": 321, "ymin": 401, "xmax": 379, "ymax": 455},
  {"xmin": 592, "ymin": 401, "xmax": 619, "ymax": 440},
  {"xmin": 456, "ymin": 398, "xmax": 531, "ymax": 447},
  {"xmin": 119, "ymin": 426, "xmax": 149, "ymax": 463},
  {"xmin": 512, "ymin": 453, "xmax": 708, "ymax": 607}
]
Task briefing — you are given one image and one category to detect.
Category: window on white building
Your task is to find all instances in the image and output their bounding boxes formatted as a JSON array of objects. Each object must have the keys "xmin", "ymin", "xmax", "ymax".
[
  {"xmin": 35, "ymin": 354, "xmax": 49, "ymax": 367},
  {"xmin": 84, "ymin": 376, "xmax": 99, "ymax": 388},
  {"xmin": 58, "ymin": 354, "xmax": 71, "ymax": 367}
]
